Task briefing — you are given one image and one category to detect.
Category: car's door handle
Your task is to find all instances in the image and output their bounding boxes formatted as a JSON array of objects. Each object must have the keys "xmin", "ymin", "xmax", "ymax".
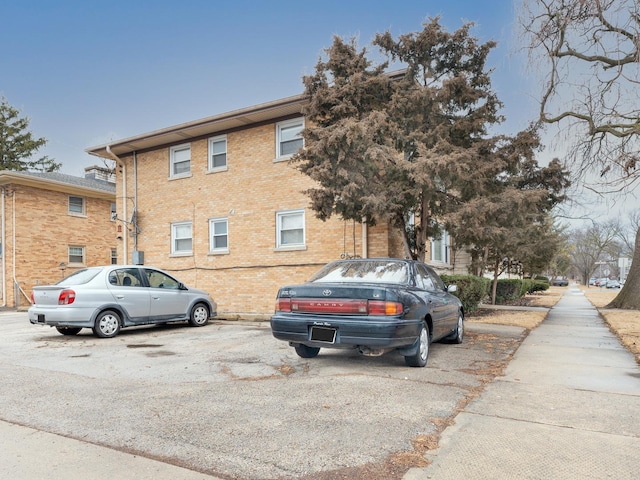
[
  {"xmin": 116, "ymin": 295, "xmax": 124, "ymax": 299},
  {"xmin": 152, "ymin": 296, "xmax": 159, "ymax": 300}
]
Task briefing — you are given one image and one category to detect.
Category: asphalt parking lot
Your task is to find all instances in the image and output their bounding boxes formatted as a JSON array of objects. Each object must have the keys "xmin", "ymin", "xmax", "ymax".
[{"xmin": 0, "ymin": 311, "xmax": 526, "ymax": 479}]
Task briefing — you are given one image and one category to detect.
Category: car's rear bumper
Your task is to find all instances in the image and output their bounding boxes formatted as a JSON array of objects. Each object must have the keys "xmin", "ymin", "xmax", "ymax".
[
  {"xmin": 270, "ymin": 313, "xmax": 421, "ymax": 350},
  {"xmin": 28, "ymin": 306, "xmax": 95, "ymax": 328}
]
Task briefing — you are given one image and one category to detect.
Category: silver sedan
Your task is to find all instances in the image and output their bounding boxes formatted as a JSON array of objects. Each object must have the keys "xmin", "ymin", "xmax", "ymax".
[{"xmin": 28, "ymin": 265, "xmax": 216, "ymax": 338}]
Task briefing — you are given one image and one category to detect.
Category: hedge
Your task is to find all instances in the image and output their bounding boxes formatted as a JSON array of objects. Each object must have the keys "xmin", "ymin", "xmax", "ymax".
[{"xmin": 441, "ymin": 274, "xmax": 490, "ymax": 314}]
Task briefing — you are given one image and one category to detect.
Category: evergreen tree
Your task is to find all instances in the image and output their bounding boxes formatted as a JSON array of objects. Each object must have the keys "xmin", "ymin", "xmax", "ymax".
[{"xmin": 0, "ymin": 97, "xmax": 60, "ymax": 172}]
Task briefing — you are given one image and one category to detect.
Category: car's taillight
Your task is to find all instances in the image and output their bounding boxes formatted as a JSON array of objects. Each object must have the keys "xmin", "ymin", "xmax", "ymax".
[
  {"xmin": 58, "ymin": 289, "xmax": 76, "ymax": 305},
  {"xmin": 367, "ymin": 300, "xmax": 403, "ymax": 315},
  {"xmin": 31, "ymin": 291, "xmax": 35, "ymax": 304},
  {"xmin": 276, "ymin": 298, "xmax": 291, "ymax": 312}
]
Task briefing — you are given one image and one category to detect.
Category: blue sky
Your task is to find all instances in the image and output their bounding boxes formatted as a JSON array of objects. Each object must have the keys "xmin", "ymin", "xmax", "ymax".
[{"xmin": 2, "ymin": 0, "xmax": 535, "ymax": 177}]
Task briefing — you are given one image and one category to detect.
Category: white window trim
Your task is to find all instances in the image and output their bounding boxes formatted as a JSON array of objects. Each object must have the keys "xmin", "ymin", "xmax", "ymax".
[
  {"xmin": 169, "ymin": 143, "xmax": 192, "ymax": 179},
  {"xmin": 68, "ymin": 195, "xmax": 86, "ymax": 216},
  {"xmin": 68, "ymin": 246, "xmax": 85, "ymax": 266},
  {"xmin": 209, "ymin": 217, "xmax": 229, "ymax": 254},
  {"xmin": 275, "ymin": 118, "xmax": 304, "ymax": 161},
  {"xmin": 207, "ymin": 134, "xmax": 228, "ymax": 173},
  {"xmin": 275, "ymin": 209, "xmax": 306, "ymax": 250},
  {"xmin": 171, "ymin": 221, "xmax": 193, "ymax": 256},
  {"xmin": 430, "ymin": 230, "xmax": 450, "ymax": 265}
]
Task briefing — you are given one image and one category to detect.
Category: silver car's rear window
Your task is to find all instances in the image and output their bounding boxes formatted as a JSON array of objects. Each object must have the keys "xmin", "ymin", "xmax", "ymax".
[
  {"xmin": 309, "ymin": 260, "xmax": 409, "ymax": 284},
  {"xmin": 56, "ymin": 268, "xmax": 101, "ymax": 285}
]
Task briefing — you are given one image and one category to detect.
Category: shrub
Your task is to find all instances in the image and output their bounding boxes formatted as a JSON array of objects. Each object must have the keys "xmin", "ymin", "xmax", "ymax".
[
  {"xmin": 492, "ymin": 279, "xmax": 523, "ymax": 304},
  {"xmin": 441, "ymin": 274, "xmax": 490, "ymax": 314}
]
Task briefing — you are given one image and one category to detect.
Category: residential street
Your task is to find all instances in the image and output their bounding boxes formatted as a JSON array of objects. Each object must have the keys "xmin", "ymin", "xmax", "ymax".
[{"xmin": 0, "ymin": 311, "xmax": 523, "ymax": 479}]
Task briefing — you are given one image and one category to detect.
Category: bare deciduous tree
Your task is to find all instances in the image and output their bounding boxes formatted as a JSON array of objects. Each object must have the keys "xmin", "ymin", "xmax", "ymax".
[{"xmin": 519, "ymin": 0, "xmax": 640, "ymax": 309}]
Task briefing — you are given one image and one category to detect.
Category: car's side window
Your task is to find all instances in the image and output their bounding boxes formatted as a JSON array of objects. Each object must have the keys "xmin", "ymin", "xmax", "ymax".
[
  {"xmin": 415, "ymin": 265, "xmax": 435, "ymax": 291},
  {"xmin": 145, "ymin": 269, "xmax": 180, "ymax": 289},
  {"xmin": 110, "ymin": 268, "xmax": 144, "ymax": 287},
  {"xmin": 426, "ymin": 266, "xmax": 446, "ymax": 290}
]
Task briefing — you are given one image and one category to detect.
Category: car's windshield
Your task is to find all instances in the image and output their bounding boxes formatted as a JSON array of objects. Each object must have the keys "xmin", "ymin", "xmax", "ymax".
[
  {"xmin": 56, "ymin": 268, "xmax": 101, "ymax": 285},
  {"xmin": 309, "ymin": 260, "xmax": 409, "ymax": 284}
]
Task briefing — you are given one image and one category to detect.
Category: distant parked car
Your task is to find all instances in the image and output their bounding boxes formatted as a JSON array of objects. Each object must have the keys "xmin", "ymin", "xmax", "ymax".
[
  {"xmin": 605, "ymin": 279, "xmax": 621, "ymax": 289},
  {"xmin": 589, "ymin": 277, "xmax": 597, "ymax": 286},
  {"xmin": 270, "ymin": 258, "xmax": 464, "ymax": 367},
  {"xmin": 551, "ymin": 276, "xmax": 569, "ymax": 287},
  {"xmin": 29, "ymin": 265, "xmax": 216, "ymax": 338}
]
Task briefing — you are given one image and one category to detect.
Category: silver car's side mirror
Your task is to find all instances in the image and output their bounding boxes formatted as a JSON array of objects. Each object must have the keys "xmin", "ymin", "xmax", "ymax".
[{"xmin": 447, "ymin": 284, "xmax": 458, "ymax": 293}]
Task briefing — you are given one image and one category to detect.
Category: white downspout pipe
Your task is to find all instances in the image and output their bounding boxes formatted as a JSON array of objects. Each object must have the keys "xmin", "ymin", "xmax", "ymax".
[
  {"xmin": 106, "ymin": 146, "xmax": 127, "ymax": 264},
  {"xmin": 362, "ymin": 219, "xmax": 368, "ymax": 259},
  {"xmin": 1, "ymin": 189, "xmax": 5, "ymax": 307}
]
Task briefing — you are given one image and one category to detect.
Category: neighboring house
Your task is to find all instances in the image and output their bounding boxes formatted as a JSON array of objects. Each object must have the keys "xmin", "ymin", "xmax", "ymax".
[
  {"xmin": 86, "ymin": 95, "xmax": 470, "ymax": 318},
  {"xmin": 0, "ymin": 167, "xmax": 116, "ymax": 308}
]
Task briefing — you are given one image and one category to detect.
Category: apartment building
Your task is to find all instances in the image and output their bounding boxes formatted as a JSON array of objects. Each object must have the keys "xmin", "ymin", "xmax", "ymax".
[
  {"xmin": 87, "ymin": 95, "xmax": 466, "ymax": 318},
  {"xmin": 0, "ymin": 167, "xmax": 116, "ymax": 308}
]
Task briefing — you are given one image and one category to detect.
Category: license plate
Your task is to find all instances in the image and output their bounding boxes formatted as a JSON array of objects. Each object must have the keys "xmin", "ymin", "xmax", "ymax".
[
  {"xmin": 37, "ymin": 314, "xmax": 45, "ymax": 324},
  {"xmin": 310, "ymin": 326, "xmax": 336, "ymax": 343}
]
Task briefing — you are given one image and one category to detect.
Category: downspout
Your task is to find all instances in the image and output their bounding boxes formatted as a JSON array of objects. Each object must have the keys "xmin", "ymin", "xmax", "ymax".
[
  {"xmin": 1, "ymin": 189, "xmax": 5, "ymax": 307},
  {"xmin": 361, "ymin": 218, "xmax": 368, "ymax": 259},
  {"xmin": 133, "ymin": 151, "xmax": 138, "ymax": 253},
  {"xmin": 106, "ymin": 145, "xmax": 127, "ymax": 264}
]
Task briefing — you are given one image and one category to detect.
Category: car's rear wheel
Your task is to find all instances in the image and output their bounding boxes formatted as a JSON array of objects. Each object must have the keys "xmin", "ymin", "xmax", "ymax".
[
  {"xmin": 188, "ymin": 303, "xmax": 209, "ymax": 327},
  {"xmin": 405, "ymin": 323, "xmax": 429, "ymax": 367},
  {"xmin": 444, "ymin": 312, "xmax": 464, "ymax": 344},
  {"xmin": 93, "ymin": 310, "xmax": 121, "ymax": 338},
  {"xmin": 55, "ymin": 326, "xmax": 82, "ymax": 336},
  {"xmin": 294, "ymin": 344, "xmax": 320, "ymax": 358}
]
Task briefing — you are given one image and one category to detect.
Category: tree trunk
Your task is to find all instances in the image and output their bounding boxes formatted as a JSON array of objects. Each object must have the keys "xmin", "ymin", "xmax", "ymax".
[
  {"xmin": 606, "ymin": 226, "xmax": 640, "ymax": 310},
  {"xmin": 491, "ymin": 257, "xmax": 500, "ymax": 305}
]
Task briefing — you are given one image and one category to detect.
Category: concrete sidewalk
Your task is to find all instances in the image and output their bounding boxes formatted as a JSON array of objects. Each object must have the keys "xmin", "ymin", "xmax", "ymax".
[{"xmin": 405, "ymin": 285, "xmax": 640, "ymax": 479}]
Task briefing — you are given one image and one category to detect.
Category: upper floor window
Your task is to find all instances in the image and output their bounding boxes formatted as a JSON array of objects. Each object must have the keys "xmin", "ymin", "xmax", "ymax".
[
  {"xmin": 170, "ymin": 143, "xmax": 191, "ymax": 178},
  {"xmin": 208, "ymin": 135, "xmax": 227, "ymax": 171},
  {"xmin": 68, "ymin": 246, "xmax": 85, "ymax": 265},
  {"xmin": 110, "ymin": 248, "xmax": 118, "ymax": 265},
  {"xmin": 209, "ymin": 217, "xmax": 229, "ymax": 253},
  {"xmin": 430, "ymin": 230, "xmax": 450, "ymax": 264},
  {"xmin": 276, "ymin": 118, "xmax": 304, "ymax": 159},
  {"xmin": 171, "ymin": 222, "xmax": 192, "ymax": 255},
  {"xmin": 276, "ymin": 209, "xmax": 305, "ymax": 248},
  {"xmin": 69, "ymin": 196, "xmax": 85, "ymax": 215}
]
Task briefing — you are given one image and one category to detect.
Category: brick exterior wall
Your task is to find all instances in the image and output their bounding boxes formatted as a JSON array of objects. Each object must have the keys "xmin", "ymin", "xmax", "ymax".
[
  {"xmin": 1, "ymin": 183, "xmax": 116, "ymax": 308},
  {"xmin": 115, "ymin": 119, "xmax": 401, "ymax": 318}
]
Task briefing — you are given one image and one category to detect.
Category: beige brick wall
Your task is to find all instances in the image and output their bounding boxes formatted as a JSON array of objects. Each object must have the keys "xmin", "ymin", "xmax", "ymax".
[
  {"xmin": 116, "ymin": 119, "xmax": 395, "ymax": 317},
  {"xmin": 2, "ymin": 184, "xmax": 116, "ymax": 307}
]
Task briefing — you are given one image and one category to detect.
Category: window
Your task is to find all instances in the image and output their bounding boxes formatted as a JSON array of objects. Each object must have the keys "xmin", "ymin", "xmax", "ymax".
[
  {"xmin": 144, "ymin": 268, "xmax": 180, "ymax": 289},
  {"xmin": 415, "ymin": 264, "xmax": 435, "ymax": 290},
  {"xmin": 276, "ymin": 118, "xmax": 304, "ymax": 159},
  {"xmin": 170, "ymin": 143, "xmax": 191, "ymax": 177},
  {"xmin": 276, "ymin": 210, "xmax": 305, "ymax": 248},
  {"xmin": 430, "ymin": 230, "xmax": 450, "ymax": 264},
  {"xmin": 69, "ymin": 196, "xmax": 85, "ymax": 215},
  {"xmin": 68, "ymin": 246, "xmax": 85, "ymax": 265},
  {"xmin": 209, "ymin": 218, "xmax": 228, "ymax": 253},
  {"xmin": 171, "ymin": 222, "xmax": 192, "ymax": 255},
  {"xmin": 110, "ymin": 248, "xmax": 117, "ymax": 265},
  {"xmin": 208, "ymin": 135, "xmax": 227, "ymax": 170}
]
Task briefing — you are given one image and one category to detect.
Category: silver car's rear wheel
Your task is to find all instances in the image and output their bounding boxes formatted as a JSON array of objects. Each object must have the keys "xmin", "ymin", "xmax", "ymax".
[
  {"xmin": 188, "ymin": 303, "xmax": 209, "ymax": 327},
  {"xmin": 93, "ymin": 310, "xmax": 121, "ymax": 338}
]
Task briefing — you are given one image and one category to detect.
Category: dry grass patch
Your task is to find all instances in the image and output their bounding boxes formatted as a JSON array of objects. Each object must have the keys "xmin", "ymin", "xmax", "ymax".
[
  {"xmin": 581, "ymin": 286, "xmax": 640, "ymax": 364},
  {"xmin": 467, "ymin": 309, "xmax": 547, "ymax": 330}
]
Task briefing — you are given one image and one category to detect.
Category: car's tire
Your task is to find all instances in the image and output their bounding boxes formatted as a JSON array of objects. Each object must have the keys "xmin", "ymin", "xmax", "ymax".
[
  {"xmin": 55, "ymin": 326, "xmax": 82, "ymax": 336},
  {"xmin": 444, "ymin": 312, "xmax": 464, "ymax": 344},
  {"xmin": 294, "ymin": 344, "xmax": 320, "ymax": 358},
  {"xmin": 93, "ymin": 310, "xmax": 121, "ymax": 338},
  {"xmin": 188, "ymin": 303, "xmax": 209, "ymax": 327},
  {"xmin": 405, "ymin": 323, "xmax": 429, "ymax": 367}
]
